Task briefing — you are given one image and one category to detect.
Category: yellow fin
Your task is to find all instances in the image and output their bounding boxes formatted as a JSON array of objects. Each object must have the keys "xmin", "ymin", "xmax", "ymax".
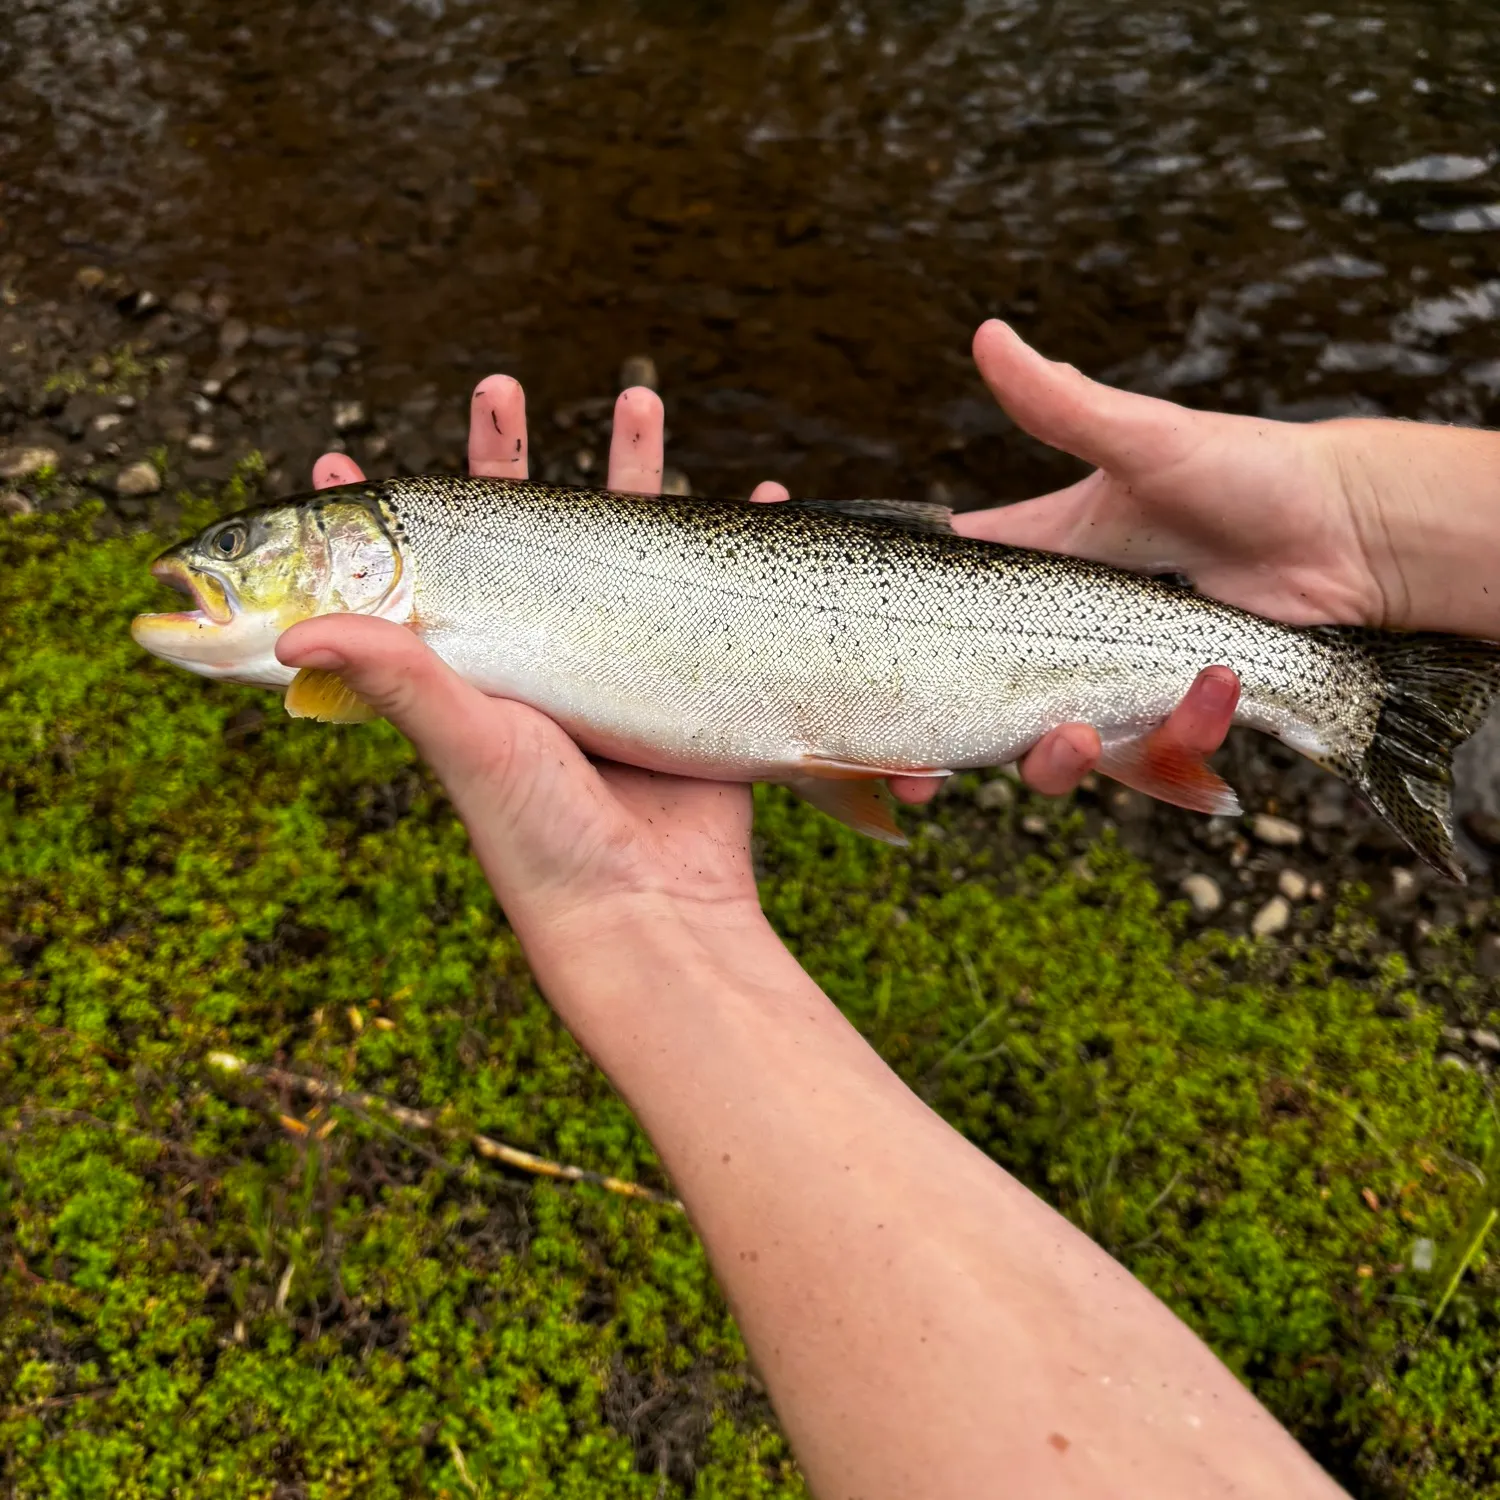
[
  {"xmin": 284, "ymin": 668, "xmax": 379, "ymax": 724},
  {"xmin": 785, "ymin": 775, "xmax": 908, "ymax": 846}
]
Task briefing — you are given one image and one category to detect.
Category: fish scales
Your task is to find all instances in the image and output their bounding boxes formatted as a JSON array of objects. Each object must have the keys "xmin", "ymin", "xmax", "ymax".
[{"xmin": 385, "ymin": 476, "xmax": 1379, "ymax": 781}]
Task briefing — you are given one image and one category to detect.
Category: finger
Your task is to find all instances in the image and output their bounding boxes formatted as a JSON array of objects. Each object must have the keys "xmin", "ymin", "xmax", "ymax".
[
  {"xmin": 972, "ymin": 319, "xmax": 1197, "ymax": 475},
  {"xmin": 950, "ymin": 471, "xmax": 1104, "ymax": 548},
  {"xmin": 607, "ymin": 387, "xmax": 665, "ymax": 495},
  {"xmin": 1020, "ymin": 723, "xmax": 1102, "ymax": 796},
  {"xmin": 313, "ymin": 453, "xmax": 365, "ymax": 489},
  {"xmin": 1152, "ymin": 665, "xmax": 1240, "ymax": 755},
  {"xmin": 889, "ymin": 774, "xmax": 943, "ymax": 806},
  {"xmin": 275, "ymin": 616, "xmax": 584, "ymax": 814},
  {"xmin": 749, "ymin": 480, "xmax": 790, "ymax": 504},
  {"xmin": 469, "ymin": 374, "xmax": 529, "ymax": 479}
]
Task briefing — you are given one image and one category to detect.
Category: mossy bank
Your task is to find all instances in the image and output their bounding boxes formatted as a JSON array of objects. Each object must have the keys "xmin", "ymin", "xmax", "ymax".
[{"xmin": 3, "ymin": 498, "xmax": 1500, "ymax": 1498}]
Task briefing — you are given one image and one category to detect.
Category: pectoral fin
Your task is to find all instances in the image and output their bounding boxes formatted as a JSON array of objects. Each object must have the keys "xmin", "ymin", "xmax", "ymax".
[
  {"xmin": 785, "ymin": 775, "xmax": 909, "ymax": 845},
  {"xmin": 284, "ymin": 667, "xmax": 380, "ymax": 724},
  {"xmin": 1096, "ymin": 726, "xmax": 1240, "ymax": 816}
]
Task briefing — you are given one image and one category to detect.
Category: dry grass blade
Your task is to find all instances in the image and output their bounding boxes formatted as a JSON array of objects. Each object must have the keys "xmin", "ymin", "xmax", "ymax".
[{"xmin": 205, "ymin": 1052, "xmax": 682, "ymax": 1210}]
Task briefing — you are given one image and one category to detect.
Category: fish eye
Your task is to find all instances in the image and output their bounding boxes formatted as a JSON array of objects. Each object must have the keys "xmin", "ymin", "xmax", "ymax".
[{"xmin": 209, "ymin": 523, "xmax": 248, "ymax": 560}]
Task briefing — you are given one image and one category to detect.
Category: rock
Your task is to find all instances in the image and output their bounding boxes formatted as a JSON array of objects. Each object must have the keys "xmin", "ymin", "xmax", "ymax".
[
  {"xmin": 169, "ymin": 289, "xmax": 204, "ymax": 317},
  {"xmin": 186, "ymin": 433, "xmax": 216, "ymax": 453},
  {"xmin": 219, "ymin": 317, "xmax": 250, "ymax": 355},
  {"xmin": 1477, "ymin": 933, "xmax": 1500, "ymax": 978},
  {"xmin": 1463, "ymin": 809, "xmax": 1500, "ymax": 851},
  {"xmin": 661, "ymin": 467, "xmax": 692, "ymax": 496},
  {"xmin": 1277, "ymin": 869, "xmax": 1309, "ymax": 901},
  {"xmin": 974, "ymin": 778, "xmax": 1013, "ymax": 812},
  {"xmin": 1306, "ymin": 783, "xmax": 1347, "ymax": 828},
  {"xmin": 1410, "ymin": 1237, "xmax": 1436, "ymax": 1273},
  {"xmin": 1439, "ymin": 1053, "xmax": 1472, "ymax": 1072},
  {"xmin": 618, "ymin": 354, "xmax": 659, "ymax": 391},
  {"xmin": 0, "ymin": 491, "xmax": 33, "ymax": 517},
  {"xmin": 1251, "ymin": 813, "xmax": 1303, "ymax": 848},
  {"xmin": 1391, "ymin": 867, "xmax": 1419, "ymax": 901},
  {"xmin": 75, "ymin": 265, "xmax": 107, "ymax": 292},
  {"xmin": 1442, "ymin": 1025, "xmax": 1467, "ymax": 1043},
  {"xmin": 1020, "ymin": 814, "xmax": 1047, "ymax": 836},
  {"xmin": 92, "ymin": 412, "xmax": 124, "ymax": 434},
  {"xmin": 114, "ymin": 460, "xmax": 161, "ymax": 497},
  {"xmin": 1251, "ymin": 894, "xmax": 1292, "ymax": 937},
  {"xmin": 1471, "ymin": 1029, "xmax": 1500, "ymax": 1053},
  {"xmin": 0, "ymin": 445, "xmax": 59, "ymax": 480},
  {"xmin": 332, "ymin": 399, "xmax": 367, "ymax": 433},
  {"xmin": 1179, "ymin": 873, "xmax": 1223, "ymax": 915}
]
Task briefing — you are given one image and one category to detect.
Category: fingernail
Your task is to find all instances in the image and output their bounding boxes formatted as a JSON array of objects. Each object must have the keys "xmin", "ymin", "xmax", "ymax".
[
  {"xmin": 1198, "ymin": 667, "xmax": 1239, "ymax": 713},
  {"xmin": 285, "ymin": 647, "xmax": 346, "ymax": 672}
]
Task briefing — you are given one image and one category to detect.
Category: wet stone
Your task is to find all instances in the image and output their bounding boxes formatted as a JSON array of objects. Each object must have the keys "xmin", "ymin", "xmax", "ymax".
[
  {"xmin": 1179, "ymin": 873, "xmax": 1223, "ymax": 916},
  {"xmin": 1391, "ymin": 868, "xmax": 1419, "ymax": 901},
  {"xmin": 661, "ymin": 467, "xmax": 692, "ymax": 496},
  {"xmin": 333, "ymin": 399, "xmax": 366, "ymax": 432},
  {"xmin": 1277, "ymin": 869, "xmax": 1309, "ymax": 901},
  {"xmin": 1251, "ymin": 894, "xmax": 1292, "ymax": 938},
  {"xmin": 0, "ymin": 445, "xmax": 59, "ymax": 480},
  {"xmin": 1251, "ymin": 813, "xmax": 1304, "ymax": 848},
  {"xmin": 0, "ymin": 491, "xmax": 33, "ymax": 517},
  {"xmin": 1470, "ymin": 1029, "xmax": 1500, "ymax": 1053},
  {"xmin": 114, "ymin": 460, "xmax": 161, "ymax": 497}
]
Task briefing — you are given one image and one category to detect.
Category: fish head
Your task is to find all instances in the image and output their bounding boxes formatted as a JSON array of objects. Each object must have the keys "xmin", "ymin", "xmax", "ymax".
[{"xmin": 130, "ymin": 494, "xmax": 407, "ymax": 686}]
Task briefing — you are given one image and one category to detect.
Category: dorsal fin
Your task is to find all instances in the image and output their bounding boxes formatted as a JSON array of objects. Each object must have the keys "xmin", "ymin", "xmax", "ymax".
[{"xmin": 783, "ymin": 498, "xmax": 954, "ymax": 535}]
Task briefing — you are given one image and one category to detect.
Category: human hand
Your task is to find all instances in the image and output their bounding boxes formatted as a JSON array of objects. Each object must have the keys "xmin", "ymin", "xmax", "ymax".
[{"xmin": 282, "ymin": 379, "xmax": 765, "ymax": 958}]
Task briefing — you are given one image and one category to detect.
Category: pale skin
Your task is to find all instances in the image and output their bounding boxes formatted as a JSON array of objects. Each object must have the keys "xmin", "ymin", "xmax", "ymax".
[{"xmin": 285, "ymin": 321, "xmax": 1500, "ymax": 1498}]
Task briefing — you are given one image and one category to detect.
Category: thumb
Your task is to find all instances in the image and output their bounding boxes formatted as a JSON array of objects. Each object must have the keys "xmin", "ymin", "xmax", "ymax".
[
  {"xmin": 275, "ymin": 615, "xmax": 578, "ymax": 809},
  {"xmin": 972, "ymin": 319, "xmax": 1194, "ymax": 474}
]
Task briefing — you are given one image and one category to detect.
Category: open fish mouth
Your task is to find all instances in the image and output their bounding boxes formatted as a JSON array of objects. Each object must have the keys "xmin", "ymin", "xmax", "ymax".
[{"xmin": 140, "ymin": 555, "xmax": 236, "ymax": 627}]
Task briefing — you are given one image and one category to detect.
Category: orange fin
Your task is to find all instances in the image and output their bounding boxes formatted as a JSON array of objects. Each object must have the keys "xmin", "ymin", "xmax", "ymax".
[
  {"xmin": 800, "ymin": 752, "xmax": 952, "ymax": 781},
  {"xmin": 284, "ymin": 667, "xmax": 379, "ymax": 725},
  {"xmin": 786, "ymin": 775, "xmax": 909, "ymax": 846},
  {"xmin": 1096, "ymin": 727, "xmax": 1241, "ymax": 816}
]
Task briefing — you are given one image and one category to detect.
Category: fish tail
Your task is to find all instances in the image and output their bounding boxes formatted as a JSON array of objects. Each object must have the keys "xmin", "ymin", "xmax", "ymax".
[{"xmin": 1340, "ymin": 631, "xmax": 1500, "ymax": 880}]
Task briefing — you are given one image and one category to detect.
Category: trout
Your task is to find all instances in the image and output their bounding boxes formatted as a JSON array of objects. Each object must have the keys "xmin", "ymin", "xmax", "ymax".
[{"xmin": 130, "ymin": 476, "xmax": 1500, "ymax": 878}]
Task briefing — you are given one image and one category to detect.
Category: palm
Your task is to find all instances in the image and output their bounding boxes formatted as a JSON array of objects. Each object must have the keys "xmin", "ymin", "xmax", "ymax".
[{"xmin": 955, "ymin": 323, "xmax": 1388, "ymax": 629}]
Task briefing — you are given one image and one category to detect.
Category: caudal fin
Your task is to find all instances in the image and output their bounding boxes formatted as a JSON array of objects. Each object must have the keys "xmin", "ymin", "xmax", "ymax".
[{"xmin": 1344, "ymin": 632, "xmax": 1500, "ymax": 881}]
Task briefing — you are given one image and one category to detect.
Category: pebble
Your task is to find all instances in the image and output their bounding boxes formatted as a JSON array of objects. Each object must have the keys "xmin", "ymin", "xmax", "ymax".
[
  {"xmin": 1277, "ymin": 869, "xmax": 1309, "ymax": 901},
  {"xmin": 1020, "ymin": 813, "xmax": 1048, "ymax": 836},
  {"xmin": 332, "ymin": 399, "xmax": 366, "ymax": 432},
  {"xmin": 187, "ymin": 433, "xmax": 217, "ymax": 453},
  {"xmin": 1251, "ymin": 894, "xmax": 1292, "ymax": 937},
  {"xmin": 75, "ymin": 265, "xmax": 107, "ymax": 292},
  {"xmin": 974, "ymin": 778, "xmax": 1013, "ymax": 811},
  {"xmin": 1441, "ymin": 1025, "xmax": 1467, "ymax": 1043},
  {"xmin": 1471, "ymin": 1029, "xmax": 1500, "ymax": 1053},
  {"xmin": 219, "ymin": 317, "xmax": 250, "ymax": 354},
  {"xmin": 92, "ymin": 412, "xmax": 124, "ymax": 434},
  {"xmin": 618, "ymin": 353, "xmax": 659, "ymax": 391},
  {"xmin": 0, "ymin": 491, "xmax": 34, "ymax": 517},
  {"xmin": 1477, "ymin": 933, "xmax": 1500, "ymax": 978},
  {"xmin": 661, "ymin": 467, "xmax": 692, "ymax": 496},
  {"xmin": 114, "ymin": 460, "xmax": 161, "ymax": 497},
  {"xmin": 169, "ymin": 288, "xmax": 204, "ymax": 317},
  {"xmin": 1439, "ymin": 1053, "xmax": 1472, "ymax": 1072},
  {"xmin": 1179, "ymin": 873, "xmax": 1223, "ymax": 916},
  {"xmin": 1462, "ymin": 810, "xmax": 1500, "ymax": 851},
  {"xmin": 1251, "ymin": 813, "xmax": 1304, "ymax": 848},
  {"xmin": 1390, "ymin": 867, "xmax": 1419, "ymax": 901},
  {"xmin": 0, "ymin": 445, "xmax": 59, "ymax": 480}
]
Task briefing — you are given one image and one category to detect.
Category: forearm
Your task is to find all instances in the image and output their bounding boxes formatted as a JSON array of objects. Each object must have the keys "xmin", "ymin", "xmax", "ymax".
[
  {"xmin": 1328, "ymin": 419, "xmax": 1500, "ymax": 636},
  {"xmin": 521, "ymin": 901, "xmax": 1346, "ymax": 1500}
]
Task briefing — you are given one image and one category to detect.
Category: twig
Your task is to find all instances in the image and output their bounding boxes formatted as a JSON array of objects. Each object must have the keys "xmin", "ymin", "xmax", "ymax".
[{"xmin": 205, "ymin": 1052, "xmax": 682, "ymax": 1211}]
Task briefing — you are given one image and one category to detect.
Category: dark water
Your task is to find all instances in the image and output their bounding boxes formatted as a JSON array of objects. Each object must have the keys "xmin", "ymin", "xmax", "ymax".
[{"xmin": 3, "ymin": 0, "xmax": 1500, "ymax": 500}]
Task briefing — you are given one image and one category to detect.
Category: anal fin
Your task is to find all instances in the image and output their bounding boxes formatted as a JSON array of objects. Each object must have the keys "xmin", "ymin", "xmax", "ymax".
[
  {"xmin": 785, "ymin": 775, "xmax": 909, "ymax": 846},
  {"xmin": 1096, "ymin": 726, "xmax": 1241, "ymax": 816},
  {"xmin": 284, "ymin": 667, "xmax": 379, "ymax": 725}
]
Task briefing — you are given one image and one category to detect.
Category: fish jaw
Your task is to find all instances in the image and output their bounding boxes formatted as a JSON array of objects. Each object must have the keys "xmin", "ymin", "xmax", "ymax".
[{"xmin": 131, "ymin": 553, "xmax": 295, "ymax": 687}]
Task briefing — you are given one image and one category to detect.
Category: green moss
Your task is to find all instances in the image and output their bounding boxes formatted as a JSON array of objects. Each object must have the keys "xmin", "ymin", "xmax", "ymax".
[{"xmin": 2, "ymin": 505, "xmax": 1498, "ymax": 1496}]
